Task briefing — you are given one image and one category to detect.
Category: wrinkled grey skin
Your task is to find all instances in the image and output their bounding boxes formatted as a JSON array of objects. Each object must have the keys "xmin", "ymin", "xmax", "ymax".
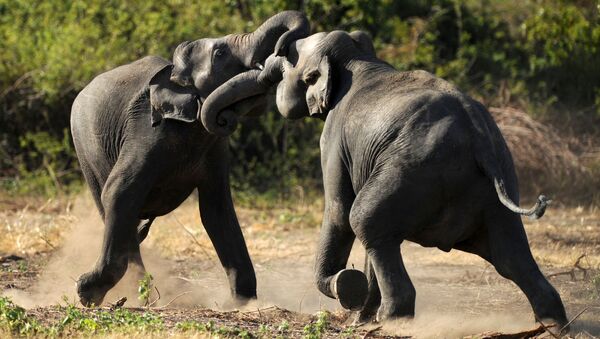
[
  {"xmin": 171, "ymin": 11, "xmax": 309, "ymax": 137},
  {"xmin": 69, "ymin": 11, "xmax": 309, "ymax": 307},
  {"xmin": 201, "ymin": 30, "xmax": 567, "ymax": 328}
]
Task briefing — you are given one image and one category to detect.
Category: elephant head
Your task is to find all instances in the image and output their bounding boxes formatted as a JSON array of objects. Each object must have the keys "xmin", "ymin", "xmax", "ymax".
[
  {"xmin": 167, "ymin": 11, "xmax": 309, "ymax": 136},
  {"xmin": 268, "ymin": 30, "xmax": 378, "ymax": 120},
  {"xmin": 200, "ymin": 30, "xmax": 378, "ymax": 135}
]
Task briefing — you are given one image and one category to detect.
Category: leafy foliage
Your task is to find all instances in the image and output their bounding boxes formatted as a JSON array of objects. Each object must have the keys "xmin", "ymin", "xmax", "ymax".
[
  {"xmin": 138, "ymin": 272, "xmax": 154, "ymax": 306},
  {"xmin": 0, "ymin": 296, "xmax": 42, "ymax": 336},
  {"xmin": 55, "ymin": 302, "xmax": 164, "ymax": 335},
  {"xmin": 176, "ymin": 319, "xmax": 254, "ymax": 337},
  {"xmin": 302, "ymin": 311, "xmax": 329, "ymax": 339},
  {"xmin": 0, "ymin": 0, "xmax": 598, "ymax": 197}
]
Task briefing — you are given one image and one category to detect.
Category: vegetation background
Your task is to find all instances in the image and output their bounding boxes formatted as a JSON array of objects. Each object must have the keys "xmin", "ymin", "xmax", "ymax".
[{"xmin": 0, "ymin": 0, "xmax": 599, "ymax": 202}]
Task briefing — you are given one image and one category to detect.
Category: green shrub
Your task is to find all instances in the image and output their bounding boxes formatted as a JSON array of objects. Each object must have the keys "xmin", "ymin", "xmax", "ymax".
[{"xmin": 1, "ymin": 0, "xmax": 598, "ymax": 198}]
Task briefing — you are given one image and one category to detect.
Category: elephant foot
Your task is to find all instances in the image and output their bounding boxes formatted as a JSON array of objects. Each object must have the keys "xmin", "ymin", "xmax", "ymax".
[
  {"xmin": 76, "ymin": 271, "xmax": 110, "ymax": 307},
  {"xmin": 352, "ymin": 309, "xmax": 377, "ymax": 326},
  {"xmin": 331, "ymin": 269, "xmax": 368, "ymax": 311},
  {"xmin": 376, "ymin": 300, "xmax": 415, "ymax": 322},
  {"xmin": 537, "ymin": 317, "xmax": 567, "ymax": 336}
]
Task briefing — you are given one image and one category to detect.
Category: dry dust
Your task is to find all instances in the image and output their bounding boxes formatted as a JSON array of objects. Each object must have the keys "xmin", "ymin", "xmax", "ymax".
[{"xmin": 1, "ymin": 193, "xmax": 600, "ymax": 337}]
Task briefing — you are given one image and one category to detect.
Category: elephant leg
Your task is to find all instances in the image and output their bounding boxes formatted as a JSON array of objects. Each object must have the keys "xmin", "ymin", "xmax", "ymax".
[
  {"xmin": 80, "ymin": 162, "xmax": 105, "ymax": 219},
  {"xmin": 314, "ymin": 155, "xmax": 368, "ymax": 311},
  {"xmin": 354, "ymin": 255, "xmax": 381, "ymax": 325},
  {"xmin": 77, "ymin": 156, "xmax": 154, "ymax": 307},
  {"xmin": 128, "ymin": 245, "xmax": 147, "ymax": 286},
  {"xmin": 314, "ymin": 215, "xmax": 367, "ymax": 310},
  {"xmin": 197, "ymin": 153, "xmax": 256, "ymax": 300},
  {"xmin": 130, "ymin": 218, "xmax": 154, "ymax": 271},
  {"xmin": 484, "ymin": 208, "xmax": 568, "ymax": 328},
  {"xmin": 366, "ymin": 244, "xmax": 415, "ymax": 321},
  {"xmin": 348, "ymin": 171, "xmax": 417, "ymax": 321}
]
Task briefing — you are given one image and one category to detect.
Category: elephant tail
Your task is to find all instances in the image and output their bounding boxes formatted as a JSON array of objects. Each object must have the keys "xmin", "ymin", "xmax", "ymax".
[
  {"xmin": 491, "ymin": 175, "xmax": 550, "ymax": 219},
  {"xmin": 465, "ymin": 99, "xmax": 551, "ymax": 220}
]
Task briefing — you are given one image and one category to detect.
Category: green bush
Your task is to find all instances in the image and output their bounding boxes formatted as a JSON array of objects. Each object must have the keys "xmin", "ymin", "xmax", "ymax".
[{"xmin": 0, "ymin": 0, "xmax": 598, "ymax": 198}]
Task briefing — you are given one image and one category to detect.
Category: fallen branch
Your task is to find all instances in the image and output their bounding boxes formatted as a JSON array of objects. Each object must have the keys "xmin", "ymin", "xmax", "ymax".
[
  {"xmin": 479, "ymin": 324, "xmax": 547, "ymax": 339},
  {"xmin": 362, "ymin": 325, "xmax": 382, "ymax": 339},
  {"xmin": 243, "ymin": 306, "xmax": 278, "ymax": 314},
  {"xmin": 155, "ymin": 291, "xmax": 192, "ymax": 309},
  {"xmin": 108, "ymin": 297, "xmax": 127, "ymax": 310},
  {"xmin": 547, "ymin": 254, "xmax": 588, "ymax": 281}
]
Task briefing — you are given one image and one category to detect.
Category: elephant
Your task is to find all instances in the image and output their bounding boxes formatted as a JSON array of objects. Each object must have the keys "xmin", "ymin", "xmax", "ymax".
[
  {"xmin": 69, "ymin": 11, "xmax": 309, "ymax": 307},
  {"xmin": 198, "ymin": 30, "xmax": 568, "ymax": 328}
]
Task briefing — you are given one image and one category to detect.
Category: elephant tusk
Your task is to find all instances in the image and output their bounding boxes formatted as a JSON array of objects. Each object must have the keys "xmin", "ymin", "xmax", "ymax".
[{"xmin": 254, "ymin": 62, "xmax": 264, "ymax": 70}]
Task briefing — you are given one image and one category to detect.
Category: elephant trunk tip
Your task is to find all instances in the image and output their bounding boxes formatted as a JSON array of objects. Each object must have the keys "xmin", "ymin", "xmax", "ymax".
[{"xmin": 202, "ymin": 108, "xmax": 239, "ymax": 137}]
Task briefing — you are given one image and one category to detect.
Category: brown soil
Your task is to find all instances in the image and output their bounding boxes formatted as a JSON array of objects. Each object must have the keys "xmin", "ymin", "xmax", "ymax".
[{"xmin": 1, "ymin": 195, "xmax": 599, "ymax": 338}]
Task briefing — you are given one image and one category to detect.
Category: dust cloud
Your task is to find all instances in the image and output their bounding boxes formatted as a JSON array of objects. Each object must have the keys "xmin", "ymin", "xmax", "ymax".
[{"xmin": 3, "ymin": 195, "xmax": 103, "ymax": 307}]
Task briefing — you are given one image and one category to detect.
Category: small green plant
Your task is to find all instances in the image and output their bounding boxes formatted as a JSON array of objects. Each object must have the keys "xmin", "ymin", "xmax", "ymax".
[
  {"xmin": 303, "ymin": 311, "xmax": 329, "ymax": 339},
  {"xmin": 176, "ymin": 320, "xmax": 255, "ymax": 337},
  {"xmin": 341, "ymin": 326, "xmax": 356, "ymax": 338},
  {"xmin": 0, "ymin": 296, "xmax": 42, "ymax": 336},
  {"xmin": 55, "ymin": 297, "xmax": 163, "ymax": 335},
  {"xmin": 138, "ymin": 272, "xmax": 154, "ymax": 306},
  {"xmin": 277, "ymin": 319, "xmax": 289, "ymax": 333},
  {"xmin": 16, "ymin": 260, "xmax": 28, "ymax": 272},
  {"xmin": 258, "ymin": 323, "xmax": 271, "ymax": 337}
]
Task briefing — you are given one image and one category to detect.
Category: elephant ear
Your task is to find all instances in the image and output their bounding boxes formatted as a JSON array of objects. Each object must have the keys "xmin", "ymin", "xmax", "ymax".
[
  {"xmin": 305, "ymin": 55, "xmax": 332, "ymax": 116},
  {"xmin": 149, "ymin": 64, "xmax": 200, "ymax": 127}
]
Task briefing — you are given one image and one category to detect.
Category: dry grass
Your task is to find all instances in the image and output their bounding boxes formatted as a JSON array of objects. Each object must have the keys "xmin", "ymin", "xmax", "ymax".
[
  {"xmin": 0, "ymin": 195, "xmax": 73, "ymax": 256},
  {"xmin": 490, "ymin": 107, "xmax": 597, "ymax": 199}
]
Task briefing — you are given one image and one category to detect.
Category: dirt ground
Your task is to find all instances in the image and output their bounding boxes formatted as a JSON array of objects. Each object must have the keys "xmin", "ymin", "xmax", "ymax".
[{"xmin": 0, "ymin": 193, "xmax": 599, "ymax": 338}]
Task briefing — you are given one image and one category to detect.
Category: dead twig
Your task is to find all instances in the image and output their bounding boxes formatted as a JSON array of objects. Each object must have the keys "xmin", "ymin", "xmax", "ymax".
[
  {"xmin": 173, "ymin": 216, "xmax": 215, "ymax": 266},
  {"xmin": 534, "ymin": 315, "xmax": 559, "ymax": 339},
  {"xmin": 559, "ymin": 306, "xmax": 590, "ymax": 336},
  {"xmin": 574, "ymin": 254, "xmax": 589, "ymax": 279},
  {"xmin": 582, "ymin": 330, "xmax": 598, "ymax": 339},
  {"xmin": 147, "ymin": 286, "xmax": 161, "ymax": 308},
  {"xmin": 547, "ymin": 253, "xmax": 588, "ymax": 281},
  {"xmin": 155, "ymin": 291, "xmax": 192, "ymax": 309},
  {"xmin": 243, "ymin": 306, "xmax": 278, "ymax": 314},
  {"xmin": 479, "ymin": 325, "xmax": 547, "ymax": 339},
  {"xmin": 362, "ymin": 325, "xmax": 382, "ymax": 339},
  {"xmin": 39, "ymin": 235, "xmax": 56, "ymax": 250}
]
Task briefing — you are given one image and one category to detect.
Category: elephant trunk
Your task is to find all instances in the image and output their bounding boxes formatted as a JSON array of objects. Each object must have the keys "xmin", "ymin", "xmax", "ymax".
[
  {"xmin": 231, "ymin": 10, "xmax": 309, "ymax": 67},
  {"xmin": 257, "ymin": 54, "xmax": 285, "ymax": 85},
  {"xmin": 200, "ymin": 69, "xmax": 271, "ymax": 136}
]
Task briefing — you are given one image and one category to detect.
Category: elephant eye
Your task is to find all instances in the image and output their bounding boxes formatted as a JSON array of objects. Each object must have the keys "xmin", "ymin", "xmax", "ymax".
[
  {"xmin": 304, "ymin": 70, "xmax": 320, "ymax": 85},
  {"xmin": 214, "ymin": 48, "xmax": 225, "ymax": 58}
]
